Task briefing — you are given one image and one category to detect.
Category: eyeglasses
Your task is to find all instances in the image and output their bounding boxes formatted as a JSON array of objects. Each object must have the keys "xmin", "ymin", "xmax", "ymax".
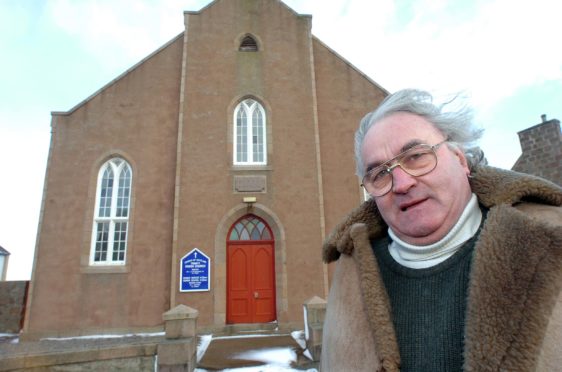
[{"xmin": 361, "ymin": 139, "xmax": 448, "ymax": 197}]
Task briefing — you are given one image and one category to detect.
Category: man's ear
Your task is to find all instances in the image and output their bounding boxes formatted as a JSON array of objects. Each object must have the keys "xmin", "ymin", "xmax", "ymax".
[{"xmin": 453, "ymin": 147, "xmax": 470, "ymax": 175}]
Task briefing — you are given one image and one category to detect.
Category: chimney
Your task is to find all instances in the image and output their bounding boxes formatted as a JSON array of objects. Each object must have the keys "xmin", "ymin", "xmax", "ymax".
[{"xmin": 513, "ymin": 115, "xmax": 562, "ymax": 185}]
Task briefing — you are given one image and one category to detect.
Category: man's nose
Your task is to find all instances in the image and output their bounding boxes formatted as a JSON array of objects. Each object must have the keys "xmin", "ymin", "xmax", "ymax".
[{"xmin": 391, "ymin": 166, "xmax": 416, "ymax": 194}]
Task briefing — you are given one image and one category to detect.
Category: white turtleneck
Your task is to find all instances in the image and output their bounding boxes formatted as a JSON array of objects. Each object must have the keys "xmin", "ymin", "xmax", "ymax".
[{"xmin": 388, "ymin": 193, "xmax": 482, "ymax": 269}]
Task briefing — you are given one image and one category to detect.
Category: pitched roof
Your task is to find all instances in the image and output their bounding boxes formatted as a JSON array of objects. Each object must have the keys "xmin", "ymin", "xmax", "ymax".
[{"xmin": 0, "ymin": 245, "xmax": 10, "ymax": 255}]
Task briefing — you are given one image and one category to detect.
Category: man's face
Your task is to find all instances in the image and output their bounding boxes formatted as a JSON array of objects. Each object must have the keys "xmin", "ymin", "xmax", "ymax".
[{"xmin": 361, "ymin": 112, "xmax": 472, "ymax": 246}]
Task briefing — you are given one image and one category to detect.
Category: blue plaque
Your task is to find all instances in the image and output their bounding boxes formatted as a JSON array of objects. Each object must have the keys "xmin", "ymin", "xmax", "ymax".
[{"xmin": 180, "ymin": 248, "xmax": 211, "ymax": 292}]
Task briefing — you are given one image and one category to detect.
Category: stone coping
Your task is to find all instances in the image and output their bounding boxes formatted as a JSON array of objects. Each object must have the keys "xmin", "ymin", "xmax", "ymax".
[
  {"xmin": 0, "ymin": 334, "xmax": 164, "ymax": 371},
  {"xmin": 162, "ymin": 304, "xmax": 199, "ymax": 321}
]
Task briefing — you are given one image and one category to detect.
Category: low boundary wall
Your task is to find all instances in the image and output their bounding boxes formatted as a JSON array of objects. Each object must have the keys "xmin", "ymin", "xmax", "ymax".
[{"xmin": 0, "ymin": 281, "xmax": 28, "ymax": 333}]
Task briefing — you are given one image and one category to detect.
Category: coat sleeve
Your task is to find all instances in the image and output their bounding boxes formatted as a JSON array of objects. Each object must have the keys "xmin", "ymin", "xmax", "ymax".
[
  {"xmin": 537, "ymin": 291, "xmax": 562, "ymax": 372},
  {"xmin": 517, "ymin": 202, "xmax": 562, "ymax": 372},
  {"xmin": 528, "ymin": 203, "xmax": 562, "ymax": 372},
  {"xmin": 320, "ymin": 254, "xmax": 381, "ymax": 372}
]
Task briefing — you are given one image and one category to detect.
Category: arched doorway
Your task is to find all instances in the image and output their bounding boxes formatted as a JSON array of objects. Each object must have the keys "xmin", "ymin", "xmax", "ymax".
[{"xmin": 227, "ymin": 214, "xmax": 276, "ymax": 324}]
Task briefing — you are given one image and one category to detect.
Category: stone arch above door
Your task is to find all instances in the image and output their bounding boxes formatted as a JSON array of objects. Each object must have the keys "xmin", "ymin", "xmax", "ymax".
[{"xmin": 214, "ymin": 204, "xmax": 287, "ymax": 326}]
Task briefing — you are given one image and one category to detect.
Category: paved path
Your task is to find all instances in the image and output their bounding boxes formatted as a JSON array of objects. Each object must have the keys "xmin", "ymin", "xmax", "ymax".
[{"xmin": 199, "ymin": 334, "xmax": 316, "ymax": 370}]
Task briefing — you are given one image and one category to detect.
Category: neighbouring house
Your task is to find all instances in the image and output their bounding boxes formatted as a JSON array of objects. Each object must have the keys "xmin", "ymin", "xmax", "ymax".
[
  {"xmin": 0, "ymin": 245, "xmax": 29, "ymax": 334},
  {"xmin": 0, "ymin": 246, "xmax": 9, "ymax": 281}
]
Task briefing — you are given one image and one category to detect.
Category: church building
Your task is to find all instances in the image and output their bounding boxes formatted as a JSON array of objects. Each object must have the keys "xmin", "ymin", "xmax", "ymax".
[{"xmin": 23, "ymin": 0, "xmax": 387, "ymax": 339}]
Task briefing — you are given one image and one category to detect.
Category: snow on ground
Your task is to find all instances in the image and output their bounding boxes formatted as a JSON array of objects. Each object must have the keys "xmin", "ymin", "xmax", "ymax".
[
  {"xmin": 195, "ymin": 367, "xmax": 317, "ymax": 372},
  {"xmin": 41, "ymin": 332, "xmax": 165, "ymax": 341},
  {"xmin": 291, "ymin": 329, "xmax": 315, "ymax": 362},
  {"xmin": 233, "ymin": 346, "xmax": 297, "ymax": 366},
  {"xmin": 0, "ymin": 333, "xmax": 19, "ymax": 344},
  {"xmin": 197, "ymin": 334, "xmax": 213, "ymax": 362},
  {"xmin": 212, "ymin": 333, "xmax": 289, "ymax": 340},
  {"xmin": 196, "ymin": 347, "xmax": 305, "ymax": 372},
  {"xmin": 193, "ymin": 331, "xmax": 318, "ymax": 372},
  {"xmin": 290, "ymin": 330, "xmax": 306, "ymax": 350}
]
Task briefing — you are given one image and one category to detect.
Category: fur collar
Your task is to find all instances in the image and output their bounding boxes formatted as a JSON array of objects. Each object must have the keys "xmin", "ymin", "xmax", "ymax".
[{"xmin": 323, "ymin": 166, "xmax": 562, "ymax": 263}]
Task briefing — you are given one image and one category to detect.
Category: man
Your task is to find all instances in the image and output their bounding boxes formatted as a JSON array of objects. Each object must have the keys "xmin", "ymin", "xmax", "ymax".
[{"xmin": 321, "ymin": 89, "xmax": 562, "ymax": 371}]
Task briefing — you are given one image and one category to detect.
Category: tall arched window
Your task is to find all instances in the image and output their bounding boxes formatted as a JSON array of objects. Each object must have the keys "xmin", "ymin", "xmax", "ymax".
[
  {"xmin": 233, "ymin": 99, "xmax": 267, "ymax": 165},
  {"xmin": 90, "ymin": 158, "xmax": 132, "ymax": 265}
]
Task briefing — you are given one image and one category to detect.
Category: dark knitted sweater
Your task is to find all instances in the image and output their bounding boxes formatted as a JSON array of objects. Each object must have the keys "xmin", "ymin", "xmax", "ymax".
[{"xmin": 372, "ymin": 232, "xmax": 480, "ymax": 372}]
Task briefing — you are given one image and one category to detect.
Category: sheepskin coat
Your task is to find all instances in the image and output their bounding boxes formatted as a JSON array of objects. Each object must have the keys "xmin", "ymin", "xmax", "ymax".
[{"xmin": 321, "ymin": 166, "xmax": 562, "ymax": 372}]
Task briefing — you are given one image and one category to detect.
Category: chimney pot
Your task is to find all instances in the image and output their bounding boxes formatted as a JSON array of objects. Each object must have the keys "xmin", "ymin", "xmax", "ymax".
[{"xmin": 541, "ymin": 114, "xmax": 547, "ymax": 122}]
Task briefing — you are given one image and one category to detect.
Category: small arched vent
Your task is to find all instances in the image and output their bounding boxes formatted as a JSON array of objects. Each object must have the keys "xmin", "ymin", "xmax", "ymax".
[{"xmin": 239, "ymin": 35, "xmax": 258, "ymax": 52}]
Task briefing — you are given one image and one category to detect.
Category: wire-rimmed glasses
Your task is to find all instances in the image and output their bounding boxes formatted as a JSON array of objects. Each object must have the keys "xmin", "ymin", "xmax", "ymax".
[{"xmin": 361, "ymin": 140, "xmax": 448, "ymax": 197}]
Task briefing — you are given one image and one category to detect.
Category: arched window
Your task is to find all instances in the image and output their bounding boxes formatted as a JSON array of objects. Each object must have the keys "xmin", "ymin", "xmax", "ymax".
[
  {"xmin": 90, "ymin": 158, "xmax": 132, "ymax": 265},
  {"xmin": 233, "ymin": 99, "xmax": 267, "ymax": 165},
  {"xmin": 228, "ymin": 215, "xmax": 272, "ymax": 241},
  {"xmin": 239, "ymin": 35, "xmax": 258, "ymax": 52}
]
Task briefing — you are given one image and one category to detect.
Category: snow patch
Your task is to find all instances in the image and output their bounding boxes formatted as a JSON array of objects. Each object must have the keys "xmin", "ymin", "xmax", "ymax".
[
  {"xmin": 196, "ymin": 334, "xmax": 213, "ymax": 362},
  {"xmin": 232, "ymin": 346, "xmax": 296, "ymax": 366},
  {"xmin": 212, "ymin": 333, "xmax": 288, "ymax": 340},
  {"xmin": 41, "ymin": 332, "xmax": 165, "ymax": 341},
  {"xmin": 290, "ymin": 330, "xmax": 306, "ymax": 349},
  {"xmin": 196, "ymin": 367, "xmax": 317, "ymax": 372}
]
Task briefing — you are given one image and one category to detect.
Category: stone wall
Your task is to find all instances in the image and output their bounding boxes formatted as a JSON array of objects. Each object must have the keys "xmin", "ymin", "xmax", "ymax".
[
  {"xmin": 6, "ymin": 356, "xmax": 155, "ymax": 372},
  {"xmin": 512, "ymin": 118, "xmax": 562, "ymax": 185},
  {"xmin": 0, "ymin": 281, "xmax": 28, "ymax": 333},
  {"xmin": 0, "ymin": 337, "xmax": 160, "ymax": 372}
]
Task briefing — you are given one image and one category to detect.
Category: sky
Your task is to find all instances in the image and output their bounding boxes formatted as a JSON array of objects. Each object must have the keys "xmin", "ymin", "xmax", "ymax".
[{"xmin": 0, "ymin": 0, "xmax": 561, "ymax": 280}]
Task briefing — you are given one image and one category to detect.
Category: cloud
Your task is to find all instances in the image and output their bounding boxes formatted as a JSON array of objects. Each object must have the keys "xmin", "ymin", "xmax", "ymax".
[
  {"xmin": 287, "ymin": 0, "xmax": 561, "ymax": 112},
  {"xmin": 284, "ymin": 0, "xmax": 561, "ymax": 169},
  {"xmin": 45, "ymin": 0, "xmax": 209, "ymax": 71},
  {"xmin": 44, "ymin": 0, "xmax": 561, "ymax": 113}
]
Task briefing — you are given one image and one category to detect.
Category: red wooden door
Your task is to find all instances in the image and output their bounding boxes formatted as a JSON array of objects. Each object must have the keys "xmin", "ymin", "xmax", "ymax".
[{"xmin": 227, "ymin": 215, "xmax": 276, "ymax": 324}]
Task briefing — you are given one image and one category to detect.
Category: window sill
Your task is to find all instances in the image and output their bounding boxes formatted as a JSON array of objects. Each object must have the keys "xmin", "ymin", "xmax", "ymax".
[
  {"xmin": 81, "ymin": 265, "xmax": 130, "ymax": 274},
  {"xmin": 231, "ymin": 165, "xmax": 272, "ymax": 172}
]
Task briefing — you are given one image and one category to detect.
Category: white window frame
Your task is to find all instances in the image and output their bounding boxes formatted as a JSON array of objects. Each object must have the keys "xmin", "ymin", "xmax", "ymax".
[
  {"xmin": 90, "ymin": 158, "xmax": 132, "ymax": 266},
  {"xmin": 233, "ymin": 99, "xmax": 267, "ymax": 165}
]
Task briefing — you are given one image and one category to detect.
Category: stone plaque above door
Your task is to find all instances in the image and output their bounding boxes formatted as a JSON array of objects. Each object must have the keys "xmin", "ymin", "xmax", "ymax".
[{"xmin": 234, "ymin": 175, "xmax": 267, "ymax": 193}]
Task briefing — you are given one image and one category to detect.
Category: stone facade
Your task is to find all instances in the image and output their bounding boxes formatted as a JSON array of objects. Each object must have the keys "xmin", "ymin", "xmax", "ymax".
[
  {"xmin": 512, "ymin": 115, "xmax": 562, "ymax": 185},
  {"xmin": 23, "ymin": 0, "xmax": 387, "ymax": 339}
]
